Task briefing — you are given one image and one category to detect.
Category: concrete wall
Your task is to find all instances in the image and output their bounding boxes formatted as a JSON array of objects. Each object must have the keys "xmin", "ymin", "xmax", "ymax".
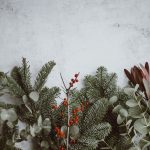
[{"xmin": 0, "ymin": 0, "xmax": 150, "ymax": 148}]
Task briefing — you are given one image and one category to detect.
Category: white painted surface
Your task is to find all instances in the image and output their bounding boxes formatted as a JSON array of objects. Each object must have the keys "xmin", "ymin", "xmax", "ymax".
[{"xmin": 0, "ymin": 0, "xmax": 150, "ymax": 149}]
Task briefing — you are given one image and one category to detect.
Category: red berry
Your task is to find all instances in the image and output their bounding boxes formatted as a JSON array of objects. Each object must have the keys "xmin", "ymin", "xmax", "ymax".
[
  {"xmin": 54, "ymin": 127, "xmax": 59, "ymax": 132},
  {"xmin": 75, "ymin": 79, "xmax": 79, "ymax": 82},
  {"xmin": 64, "ymin": 98, "xmax": 67, "ymax": 101},
  {"xmin": 69, "ymin": 82, "xmax": 73, "ymax": 87},
  {"xmin": 75, "ymin": 107, "xmax": 80, "ymax": 112},
  {"xmin": 52, "ymin": 105, "xmax": 58, "ymax": 110},
  {"xmin": 75, "ymin": 73, "xmax": 79, "ymax": 78}
]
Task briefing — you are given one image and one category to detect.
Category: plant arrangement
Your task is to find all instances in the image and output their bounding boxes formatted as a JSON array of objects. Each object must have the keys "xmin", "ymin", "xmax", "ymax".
[{"xmin": 0, "ymin": 58, "xmax": 150, "ymax": 150}]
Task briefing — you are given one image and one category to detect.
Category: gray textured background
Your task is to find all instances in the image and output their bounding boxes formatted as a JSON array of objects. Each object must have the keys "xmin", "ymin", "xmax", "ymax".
[{"xmin": 0, "ymin": 0, "xmax": 150, "ymax": 149}]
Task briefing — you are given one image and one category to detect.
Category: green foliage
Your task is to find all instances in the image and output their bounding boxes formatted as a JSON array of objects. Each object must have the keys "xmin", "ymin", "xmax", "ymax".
[
  {"xmin": 81, "ymin": 98, "xmax": 109, "ymax": 132},
  {"xmin": 18, "ymin": 58, "xmax": 32, "ymax": 94},
  {"xmin": 83, "ymin": 66, "xmax": 117, "ymax": 100},
  {"xmin": 38, "ymin": 87, "xmax": 60, "ymax": 119},
  {"xmin": 34, "ymin": 61, "xmax": 56, "ymax": 92},
  {"xmin": 0, "ymin": 121, "xmax": 22, "ymax": 150},
  {"xmin": 1, "ymin": 59, "xmax": 149, "ymax": 150},
  {"xmin": 6, "ymin": 76, "xmax": 25, "ymax": 98}
]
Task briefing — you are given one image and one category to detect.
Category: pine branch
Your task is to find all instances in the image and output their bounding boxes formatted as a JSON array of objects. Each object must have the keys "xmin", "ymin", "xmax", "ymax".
[
  {"xmin": 34, "ymin": 61, "xmax": 56, "ymax": 92},
  {"xmin": 6, "ymin": 76, "xmax": 25, "ymax": 98},
  {"xmin": 83, "ymin": 122, "xmax": 111, "ymax": 140},
  {"xmin": 19, "ymin": 58, "xmax": 32, "ymax": 94},
  {"xmin": 77, "ymin": 136, "xmax": 99, "ymax": 149},
  {"xmin": 38, "ymin": 87, "xmax": 60, "ymax": 119},
  {"xmin": 84, "ymin": 66, "xmax": 117, "ymax": 100},
  {"xmin": 81, "ymin": 98, "xmax": 109, "ymax": 133},
  {"xmin": 11, "ymin": 66, "xmax": 23, "ymax": 88}
]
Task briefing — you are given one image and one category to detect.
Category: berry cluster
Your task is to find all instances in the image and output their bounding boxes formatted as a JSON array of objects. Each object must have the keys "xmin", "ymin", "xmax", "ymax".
[
  {"xmin": 69, "ymin": 73, "xmax": 79, "ymax": 88},
  {"xmin": 68, "ymin": 107, "xmax": 81, "ymax": 126},
  {"xmin": 59, "ymin": 146, "xmax": 65, "ymax": 150},
  {"xmin": 52, "ymin": 105, "xmax": 58, "ymax": 110},
  {"xmin": 63, "ymin": 98, "xmax": 68, "ymax": 106},
  {"xmin": 54, "ymin": 127, "xmax": 65, "ymax": 138}
]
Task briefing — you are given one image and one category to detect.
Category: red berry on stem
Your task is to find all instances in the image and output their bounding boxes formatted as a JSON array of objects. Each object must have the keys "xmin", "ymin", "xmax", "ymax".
[{"xmin": 75, "ymin": 73, "xmax": 79, "ymax": 78}]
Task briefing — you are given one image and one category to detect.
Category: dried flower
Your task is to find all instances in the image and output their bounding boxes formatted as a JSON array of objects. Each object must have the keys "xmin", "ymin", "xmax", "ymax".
[{"xmin": 124, "ymin": 62, "xmax": 150, "ymax": 99}]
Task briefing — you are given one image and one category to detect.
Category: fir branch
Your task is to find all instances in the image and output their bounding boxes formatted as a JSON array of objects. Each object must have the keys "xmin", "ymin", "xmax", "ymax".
[
  {"xmin": 6, "ymin": 76, "xmax": 25, "ymax": 98},
  {"xmin": 83, "ymin": 122, "xmax": 111, "ymax": 140},
  {"xmin": 19, "ymin": 58, "xmax": 32, "ymax": 94},
  {"xmin": 81, "ymin": 98, "xmax": 109, "ymax": 133},
  {"xmin": 77, "ymin": 136, "xmax": 99, "ymax": 149},
  {"xmin": 38, "ymin": 87, "xmax": 60, "ymax": 119},
  {"xmin": 34, "ymin": 61, "xmax": 56, "ymax": 92},
  {"xmin": 11, "ymin": 66, "xmax": 23, "ymax": 88},
  {"xmin": 84, "ymin": 66, "xmax": 117, "ymax": 100}
]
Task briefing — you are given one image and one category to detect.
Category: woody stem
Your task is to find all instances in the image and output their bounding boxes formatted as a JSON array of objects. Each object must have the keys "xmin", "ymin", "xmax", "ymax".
[{"xmin": 66, "ymin": 90, "xmax": 70, "ymax": 150}]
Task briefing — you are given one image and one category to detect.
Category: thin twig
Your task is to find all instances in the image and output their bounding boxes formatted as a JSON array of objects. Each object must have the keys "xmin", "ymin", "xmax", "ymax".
[{"xmin": 60, "ymin": 73, "xmax": 67, "ymax": 90}]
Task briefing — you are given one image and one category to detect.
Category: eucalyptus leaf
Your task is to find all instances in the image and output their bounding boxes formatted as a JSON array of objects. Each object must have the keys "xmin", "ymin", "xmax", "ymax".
[
  {"xmin": 113, "ymin": 105, "xmax": 122, "ymax": 113},
  {"xmin": 109, "ymin": 96, "xmax": 118, "ymax": 105},
  {"xmin": 22, "ymin": 95, "xmax": 28, "ymax": 104},
  {"xmin": 0, "ymin": 108, "xmax": 18, "ymax": 122},
  {"xmin": 124, "ymin": 87, "xmax": 135, "ymax": 96},
  {"xmin": 119, "ymin": 108, "xmax": 128, "ymax": 117},
  {"xmin": 126, "ymin": 99, "xmax": 138, "ymax": 107},
  {"xmin": 128, "ymin": 106, "xmax": 144, "ymax": 118},
  {"xmin": 70, "ymin": 125, "xmax": 80, "ymax": 140},
  {"xmin": 29, "ymin": 91, "xmax": 39, "ymax": 102},
  {"xmin": 134, "ymin": 118, "xmax": 148, "ymax": 135},
  {"xmin": 117, "ymin": 114, "xmax": 125, "ymax": 124}
]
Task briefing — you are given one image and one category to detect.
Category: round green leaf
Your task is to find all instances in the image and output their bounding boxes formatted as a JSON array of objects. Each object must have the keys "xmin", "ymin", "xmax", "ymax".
[
  {"xmin": 109, "ymin": 96, "xmax": 118, "ymax": 105},
  {"xmin": 29, "ymin": 91, "xmax": 39, "ymax": 102},
  {"xmin": 117, "ymin": 114, "xmax": 125, "ymax": 124},
  {"xmin": 126, "ymin": 99, "xmax": 138, "ymax": 107},
  {"xmin": 119, "ymin": 108, "xmax": 128, "ymax": 117},
  {"xmin": 134, "ymin": 118, "xmax": 148, "ymax": 135}
]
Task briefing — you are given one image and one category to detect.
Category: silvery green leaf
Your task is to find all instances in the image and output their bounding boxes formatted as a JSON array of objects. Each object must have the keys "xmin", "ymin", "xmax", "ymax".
[
  {"xmin": 29, "ymin": 91, "xmax": 39, "ymax": 102},
  {"xmin": 1, "ymin": 108, "xmax": 18, "ymax": 122},
  {"xmin": 128, "ymin": 106, "xmax": 143, "ymax": 118},
  {"xmin": 126, "ymin": 99, "xmax": 138, "ymax": 107},
  {"xmin": 38, "ymin": 115, "xmax": 42, "ymax": 126},
  {"xmin": 30, "ymin": 125, "xmax": 35, "ymax": 137},
  {"xmin": 41, "ymin": 140, "xmax": 49, "ymax": 149},
  {"xmin": 124, "ymin": 87, "xmax": 135, "ymax": 96},
  {"xmin": 117, "ymin": 114, "xmax": 125, "ymax": 124},
  {"xmin": 34, "ymin": 124, "xmax": 42, "ymax": 134},
  {"xmin": 61, "ymin": 125, "xmax": 67, "ymax": 136},
  {"xmin": 1, "ymin": 109, "xmax": 9, "ymax": 121},
  {"xmin": 113, "ymin": 105, "xmax": 122, "ymax": 113},
  {"xmin": 22, "ymin": 95, "xmax": 28, "ymax": 104},
  {"xmin": 43, "ymin": 118, "xmax": 51, "ymax": 132},
  {"xmin": 70, "ymin": 125, "xmax": 79, "ymax": 140},
  {"xmin": 119, "ymin": 108, "xmax": 128, "ymax": 117},
  {"xmin": 132, "ymin": 132, "xmax": 145, "ymax": 146},
  {"xmin": 109, "ymin": 96, "xmax": 118, "ymax": 105},
  {"xmin": 134, "ymin": 118, "xmax": 148, "ymax": 135},
  {"xmin": 126, "ymin": 119, "xmax": 132, "ymax": 126},
  {"xmin": 30, "ymin": 124, "xmax": 42, "ymax": 137}
]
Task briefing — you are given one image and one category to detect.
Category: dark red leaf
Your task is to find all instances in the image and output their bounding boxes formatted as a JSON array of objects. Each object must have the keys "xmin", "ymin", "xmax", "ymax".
[{"xmin": 145, "ymin": 62, "xmax": 149, "ymax": 73}]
